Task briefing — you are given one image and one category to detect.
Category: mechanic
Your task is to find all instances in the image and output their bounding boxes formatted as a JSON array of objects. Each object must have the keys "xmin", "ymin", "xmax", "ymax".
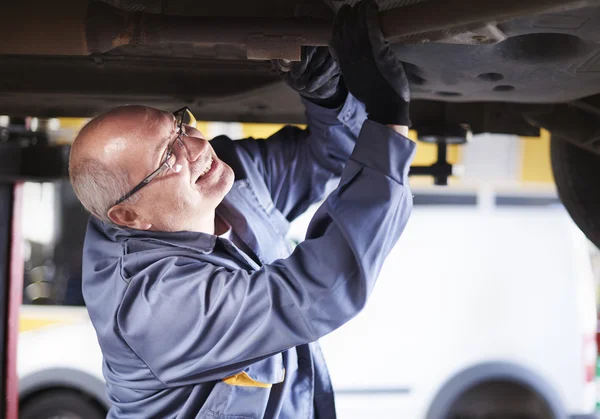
[{"xmin": 69, "ymin": 2, "xmax": 415, "ymax": 418}]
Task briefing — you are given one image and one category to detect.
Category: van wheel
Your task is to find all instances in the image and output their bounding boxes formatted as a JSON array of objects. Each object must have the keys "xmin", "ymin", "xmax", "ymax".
[
  {"xmin": 446, "ymin": 381, "xmax": 554, "ymax": 419},
  {"xmin": 20, "ymin": 389, "xmax": 106, "ymax": 419},
  {"xmin": 551, "ymin": 133, "xmax": 600, "ymax": 248}
]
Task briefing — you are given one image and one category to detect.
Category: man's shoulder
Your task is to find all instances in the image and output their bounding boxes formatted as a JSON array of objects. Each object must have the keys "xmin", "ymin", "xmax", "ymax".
[
  {"xmin": 121, "ymin": 241, "xmax": 195, "ymax": 279},
  {"xmin": 83, "ymin": 218, "xmax": 219, "ymax": 282},
  {"xmin": 211, "ymin": 134, "xmax": 268, "ymax": 187},
  {"xmin": 210, "ymin": 135, "xmax": 248, "ymax": 178}
]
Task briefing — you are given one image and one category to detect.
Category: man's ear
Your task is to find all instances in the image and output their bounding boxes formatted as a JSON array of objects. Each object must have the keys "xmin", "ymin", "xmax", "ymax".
[{"xmin": 107, "ymin": 205, "xmax": 152, "ymax": 230}]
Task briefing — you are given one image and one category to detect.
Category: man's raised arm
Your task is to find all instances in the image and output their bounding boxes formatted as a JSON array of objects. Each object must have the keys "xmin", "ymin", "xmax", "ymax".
[
  {"xmin": 117, "ymin": 120, "xmax": 415, "ymax": 386},
  {"xmin": 220, "ymin": 47, "xmax": 367, "ymax": 222},
  {"xmin": 116, "ymin": 0, "xmax": 417, "ymax": 386}
]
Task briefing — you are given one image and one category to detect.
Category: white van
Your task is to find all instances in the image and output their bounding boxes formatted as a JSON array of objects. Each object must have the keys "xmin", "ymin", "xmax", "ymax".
[
  {"xmin": 300, "ymin": 187, "xmax": 598, "ymax": 419},
  {"xmin": 17, "ymin": 187, "xmax": 598, "ymax": 419}
]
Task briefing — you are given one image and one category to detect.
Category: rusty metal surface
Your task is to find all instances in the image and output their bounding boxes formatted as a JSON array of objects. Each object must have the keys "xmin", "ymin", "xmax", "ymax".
[
  {"xmin": 0, "ymin": 0, "xmax": 89, "ymax": 55},
  {"xmin": 1, "ymin": 0, "xmax": 597, "ymax": 59},
  {"xmin": 84, "ymin": 2, "xmax": 331, "ymax": 59},
  {"xmin": 246, "ymin": 35, "xmax": 303, "ymax": 61},
  {"xmin": 5, "ymin": 1, "xmax": 600, "ymax": 118}
]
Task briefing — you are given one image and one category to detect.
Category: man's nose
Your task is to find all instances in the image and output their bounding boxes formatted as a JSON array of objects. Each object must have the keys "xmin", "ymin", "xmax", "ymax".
[{"xmin": 182, "ymin": 136, "xmax": 208, "ymax": 162}]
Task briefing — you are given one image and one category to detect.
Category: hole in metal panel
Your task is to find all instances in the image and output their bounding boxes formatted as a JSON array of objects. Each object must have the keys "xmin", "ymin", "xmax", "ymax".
[
  {"xmin": 493, "ymin": 85, "xmax": 515, "ymax": 92},
  {"xmin": 477, "ymin": 72, "xmax": 504, "ymax": 82}
]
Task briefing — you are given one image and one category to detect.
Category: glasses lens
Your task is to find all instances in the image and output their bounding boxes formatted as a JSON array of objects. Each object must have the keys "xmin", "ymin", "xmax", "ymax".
[
  {"xmin": 183, "ymin": 109, "xmax": 197, "ymax": 128},
  {"xmin": 174, "ymin": 107, "xmax": 197, "ymax": 131},
  {"xmin": 174, "ymin": 109, "xmax": 185, "ymax": 131},
  {"xmin": 163, "ymin": 138, "xmax": 184, "ymax": 173}
]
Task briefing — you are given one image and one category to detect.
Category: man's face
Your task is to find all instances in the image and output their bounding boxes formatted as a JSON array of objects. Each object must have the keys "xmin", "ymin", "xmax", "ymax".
[{"xmin": 110, "ymin": 107, "xmax": 234, "ymax": 232}]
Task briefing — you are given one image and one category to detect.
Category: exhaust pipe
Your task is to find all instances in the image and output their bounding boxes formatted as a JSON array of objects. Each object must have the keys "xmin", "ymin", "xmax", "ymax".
[{"xmin": 0, "ymin": 0, "xmax": 596, "ymax": 60}]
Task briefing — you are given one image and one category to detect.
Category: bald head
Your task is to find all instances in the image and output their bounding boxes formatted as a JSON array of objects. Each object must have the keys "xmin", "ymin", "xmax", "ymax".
[
  {"xmin": 72, "ymin": 105, "xmax": 159, "ymax": 168},
  {"xmin": 69, "ymin": 105, "xmax": 166, "ymax": 223},
  {"xmin": 71, "ymin": 104, "xmax": 234, "ymax": 233}
]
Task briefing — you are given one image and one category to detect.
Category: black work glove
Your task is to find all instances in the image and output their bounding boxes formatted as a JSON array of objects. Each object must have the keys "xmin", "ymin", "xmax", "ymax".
[
  {"xmin": 331, "ymin": 0, "xmax": 411, "ymax": 126},
  {"xmin": 277, "ymin": 46, "xmax": 348, "ymax": 109}
]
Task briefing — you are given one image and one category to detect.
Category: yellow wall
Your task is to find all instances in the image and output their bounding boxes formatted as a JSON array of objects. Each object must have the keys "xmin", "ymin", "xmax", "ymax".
[
  {"xmin": 57, "ymin": 118, "xmax": 88, "ymax": 130},
  {"xmin": 54, "ymin": 116, "xmax": 460, "ymax": 169},
  {"xmin": 242, "ymin": 123, "xmax": 305, "ymax": 139},
  {"xmin": 56, "ymin": 117, "xmax": 550, "ymax": 184},
  {"xmin": 520, "ymin": 129, "xmax": 553, "ymax": 183},
  {"xmin": 19, "ymin": 318, "xmax": 65, "ymax": 333},
  {"xmin": 195, "ymin": 121, "xmax": 210, "ymax": 137},
  {"xmin": 409, "ymin": 130, "xmax": 462, "ymax": 166},
  {"xmin": 240, "ymin": 125, "xmax": 461, "ymax": 166}
]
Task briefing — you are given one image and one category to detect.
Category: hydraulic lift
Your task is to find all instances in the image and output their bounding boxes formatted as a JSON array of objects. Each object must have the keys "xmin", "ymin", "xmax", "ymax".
[{"xmin": 0, "ymin": 120, "xmax": 69, "ymax": 419}]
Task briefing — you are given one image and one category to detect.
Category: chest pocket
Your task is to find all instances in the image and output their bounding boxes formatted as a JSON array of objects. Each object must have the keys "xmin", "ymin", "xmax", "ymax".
[
  {"xmin": 219, "ymin": 180, "xmax": 293, "ymax": 265},
  {"xmin": 197, "ymin": 355, "xmax": 285, "ymax": 419}
]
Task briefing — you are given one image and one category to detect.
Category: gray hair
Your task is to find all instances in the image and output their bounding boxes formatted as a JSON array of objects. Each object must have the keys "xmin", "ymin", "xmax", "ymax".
[
  {"xmin": 69, "ymin": 156, "xmax": 139, "ymax": 225},
  {"xmin": 69, "ymin": 105, "xmax": 154, "ymax": 225}
]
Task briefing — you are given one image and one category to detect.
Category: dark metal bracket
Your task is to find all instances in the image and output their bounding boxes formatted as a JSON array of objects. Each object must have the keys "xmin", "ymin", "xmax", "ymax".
[
  {"xmin": 408, "ymin": 124, "xmax": 471, "ymax": 185},
  {"xmin": 409, "ymin": 142, "xmax": 454, "ymax": 186}
]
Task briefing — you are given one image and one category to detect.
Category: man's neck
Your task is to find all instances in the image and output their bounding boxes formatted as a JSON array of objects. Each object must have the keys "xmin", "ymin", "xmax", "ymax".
[{"xmin": 214, "ymin": 213, "xmax": 231, "ymax": 236}]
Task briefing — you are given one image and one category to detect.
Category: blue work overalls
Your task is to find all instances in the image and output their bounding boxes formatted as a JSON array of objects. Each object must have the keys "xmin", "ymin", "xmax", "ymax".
[{"xmin": 82, "ymin": 94, "xmax": 416, "ymax": 418}]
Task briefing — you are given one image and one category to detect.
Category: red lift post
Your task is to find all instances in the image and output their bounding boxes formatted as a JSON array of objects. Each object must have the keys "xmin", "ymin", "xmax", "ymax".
[{"xmin": 0, "ymin": 119, "xmax": 70, "ymax": 419}]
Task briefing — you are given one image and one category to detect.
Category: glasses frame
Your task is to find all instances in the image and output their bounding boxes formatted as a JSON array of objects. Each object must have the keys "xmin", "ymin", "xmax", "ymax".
[{"xmin": 111, "ymin": 107, "xmax": 192, "ymax": 208}]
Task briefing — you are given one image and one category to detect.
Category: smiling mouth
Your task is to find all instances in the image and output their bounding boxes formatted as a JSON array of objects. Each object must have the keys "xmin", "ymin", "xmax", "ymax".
[{"xmin": 195, "ymin": 157, "xmax": 214, "ymax": 183}]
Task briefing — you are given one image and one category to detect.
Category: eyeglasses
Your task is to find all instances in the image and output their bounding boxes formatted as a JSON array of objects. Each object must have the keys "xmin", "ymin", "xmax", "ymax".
[{"xmin": 111, "ymin": 107, "xmax": 197, "ymax": 208}]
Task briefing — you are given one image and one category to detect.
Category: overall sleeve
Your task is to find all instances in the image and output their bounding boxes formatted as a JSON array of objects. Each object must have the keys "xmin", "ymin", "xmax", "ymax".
[
  {"xmin": 117, "ymin": 121, "xmax": 416, "ymax": 387},
  {"xmin": 233, "ymin": 94, "xmax": 367, "ymax": 221}
]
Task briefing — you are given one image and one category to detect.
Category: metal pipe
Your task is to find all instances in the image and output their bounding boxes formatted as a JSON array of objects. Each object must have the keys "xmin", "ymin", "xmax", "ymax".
[
  {"xmin": 90, "ymin": 0, "xmax": 597, "ymax": 59},
  {"xmin": 0, "ymin": 0, "xmax": 597, "ymax": 57},
  {"xmin": 143, "ymin": 15, "xmax": 331, "ymax": 47},
  {"xmin": 84, "ymin": 3, "xmax": 331, "ymax": 59},
  {"xmin": 133, "ymin": 0, "xmax": 599, "ymax": 48}
]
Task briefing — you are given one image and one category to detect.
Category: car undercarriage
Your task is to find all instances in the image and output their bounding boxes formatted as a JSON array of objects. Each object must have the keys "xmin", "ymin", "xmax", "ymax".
[
  {"xmin": 4, "ymin": 1, "xmax": 600, "ymax": 417},
  {"xmin": 2, "ymin": 0, "xmax": 600, "ymax": 243},
  {"xmin": 1, "ymin": 0, "xmax": 599, "ymax": 123}
]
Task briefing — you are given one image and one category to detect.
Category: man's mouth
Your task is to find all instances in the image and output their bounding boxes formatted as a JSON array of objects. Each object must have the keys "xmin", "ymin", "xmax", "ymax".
[{"xmin": 195, "ymin": 157, "xmax": 215, "ymax": 183}]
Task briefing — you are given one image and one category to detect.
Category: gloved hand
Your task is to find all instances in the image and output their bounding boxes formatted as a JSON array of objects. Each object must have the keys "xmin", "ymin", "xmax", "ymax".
[
  {"xmin": 277, "ymin": 46, "xmax": 347, "ymax": 109},
  {"xmin": 331, "ymin": 0, "xmax": 411, "ymax": 126}
]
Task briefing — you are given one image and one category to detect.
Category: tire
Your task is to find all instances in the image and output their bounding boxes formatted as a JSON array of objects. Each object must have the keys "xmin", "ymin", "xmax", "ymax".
[
  {"xmin": 20, "ymin": 389, "xmax": 106, "ymax": 419},
  {"xmin": 551, "ymin": 133, "xmax": 600, "ymax": 248},
  {"xmin": 446, "ymin": 381, "xmax": 554, "ymax": 419}
]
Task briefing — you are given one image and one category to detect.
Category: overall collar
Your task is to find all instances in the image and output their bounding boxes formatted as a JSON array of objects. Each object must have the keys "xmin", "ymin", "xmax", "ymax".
[{"xmin": 92, "ymin": 215, "xmax": 217, "ymax": 254}]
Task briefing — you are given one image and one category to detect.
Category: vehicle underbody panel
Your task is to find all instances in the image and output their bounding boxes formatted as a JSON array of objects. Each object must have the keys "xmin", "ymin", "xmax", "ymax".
[
  {"xmin": 398, "ymin": 6, "xmax": 600, "ymax": 104},
  {"xmin": 1, "ymin": 0, "xmax": 600, "ymax": 135}
]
